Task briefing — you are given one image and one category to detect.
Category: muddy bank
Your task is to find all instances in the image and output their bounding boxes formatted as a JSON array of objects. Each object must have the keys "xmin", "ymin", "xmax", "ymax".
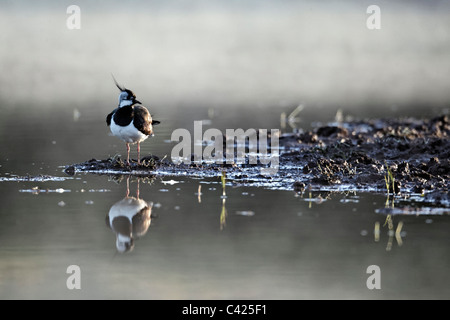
[{"xmin": 65, "ymin": 115, "xmax": 449, "ymax": 206}]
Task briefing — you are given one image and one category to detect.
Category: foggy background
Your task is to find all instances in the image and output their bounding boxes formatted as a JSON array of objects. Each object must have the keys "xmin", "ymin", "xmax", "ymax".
[{"xmin": 0, "ymin": 0, "xmax": 449, "ymax": 115}]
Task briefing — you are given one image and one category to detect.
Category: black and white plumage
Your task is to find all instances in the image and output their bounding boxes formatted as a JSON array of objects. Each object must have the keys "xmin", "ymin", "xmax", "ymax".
[
  {"xmin": 106, "ymin": 78, "xmax": 160, "ymax": 165},
  {"xmin": 106, "ymin": 196, "xmax": 152, "ymax": 253},
  {"xmin": 105, "ymin": 177, "xmax": 152, "ymax": 253}
]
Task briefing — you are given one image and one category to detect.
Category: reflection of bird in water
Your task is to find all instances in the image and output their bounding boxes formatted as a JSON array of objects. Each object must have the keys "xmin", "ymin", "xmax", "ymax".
[{"xmin": 105, "ymin": 178, "xmax": 152, "ymax": 253}]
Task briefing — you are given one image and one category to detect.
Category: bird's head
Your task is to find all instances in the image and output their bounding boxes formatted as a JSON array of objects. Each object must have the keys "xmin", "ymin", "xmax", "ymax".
[
  {"xmin": 116, "ymin": 234, "xmax": 135, "ymax": 253},
  {"xmin": 112, "ymin": 75, "xmax": 140, "ymax": 107},
  {"xmin": 118, "ymin": 89, "xmax": 137, "ymax": 107}
]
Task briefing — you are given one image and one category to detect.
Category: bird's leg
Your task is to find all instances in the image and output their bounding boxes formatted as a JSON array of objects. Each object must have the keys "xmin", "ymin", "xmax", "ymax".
[
  {"xmin": 137, "ymin": 142, "xmax": 141, "ymax": 165},
  {"xmin": 136, "ymin": 178, "xmax": 140, "ymax": 199},
  {"xmin": 126, "ymin": 176, "xmax": 130, "ymax": 197},
  {"xmin": 126, "ymin": 142, "xmax": 130, "ymax": 165}
]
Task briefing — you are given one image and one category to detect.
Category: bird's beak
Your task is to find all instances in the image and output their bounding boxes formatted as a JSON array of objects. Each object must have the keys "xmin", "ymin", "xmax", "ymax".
[{"xmin": 135, "ymin": 100, "xmax": 142, "ymax": 104}]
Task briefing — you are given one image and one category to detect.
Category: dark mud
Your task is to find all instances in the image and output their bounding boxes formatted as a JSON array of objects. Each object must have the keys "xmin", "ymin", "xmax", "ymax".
[{"xmin": 65, "ymin": 115, "xmax": 449, "ymax": 207}]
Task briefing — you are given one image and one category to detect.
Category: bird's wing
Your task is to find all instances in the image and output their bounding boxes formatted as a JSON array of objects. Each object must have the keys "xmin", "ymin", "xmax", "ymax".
[
  {"xmin": 106, "ymin": 109, "xmax": 116, "ymax": 126},
  {"xmin": 133, "ymin": 105, "xmax": 154, "ymax": 136}
]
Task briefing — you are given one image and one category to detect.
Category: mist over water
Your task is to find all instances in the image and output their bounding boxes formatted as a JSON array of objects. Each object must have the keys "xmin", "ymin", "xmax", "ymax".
[{"xmin": 1, "ymin": 0, "xmax": 449, "ymax": 113}]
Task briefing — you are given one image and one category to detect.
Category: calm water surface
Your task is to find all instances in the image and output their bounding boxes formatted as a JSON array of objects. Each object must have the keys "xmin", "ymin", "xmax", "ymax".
[{"xmin": 0, "ymin": 106, "xmax": 448, "ymax": 299}]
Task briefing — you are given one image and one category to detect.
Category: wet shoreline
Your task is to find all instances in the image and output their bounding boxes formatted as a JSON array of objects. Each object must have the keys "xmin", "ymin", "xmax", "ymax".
[{"xmin": 62, "ymin": 115, "xmax": 449, "ymax": 209}]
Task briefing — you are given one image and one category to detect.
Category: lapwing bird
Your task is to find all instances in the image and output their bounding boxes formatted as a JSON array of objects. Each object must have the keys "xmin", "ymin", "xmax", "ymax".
[{"xmin": 106, "ymin": 78, "xmax": 160, "ymax": 165}]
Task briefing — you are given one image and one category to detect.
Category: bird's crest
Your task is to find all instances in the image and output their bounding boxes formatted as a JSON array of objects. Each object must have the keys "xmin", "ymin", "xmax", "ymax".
[{"xmin": 111, "ymin": 74, "xmax": 126, "ymax": 91}]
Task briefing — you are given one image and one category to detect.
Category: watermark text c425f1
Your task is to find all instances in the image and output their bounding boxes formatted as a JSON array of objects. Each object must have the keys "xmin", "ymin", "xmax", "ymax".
[{"xmin": 171, "ymin": 121, "xmax": 280, "ymax": 175}]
